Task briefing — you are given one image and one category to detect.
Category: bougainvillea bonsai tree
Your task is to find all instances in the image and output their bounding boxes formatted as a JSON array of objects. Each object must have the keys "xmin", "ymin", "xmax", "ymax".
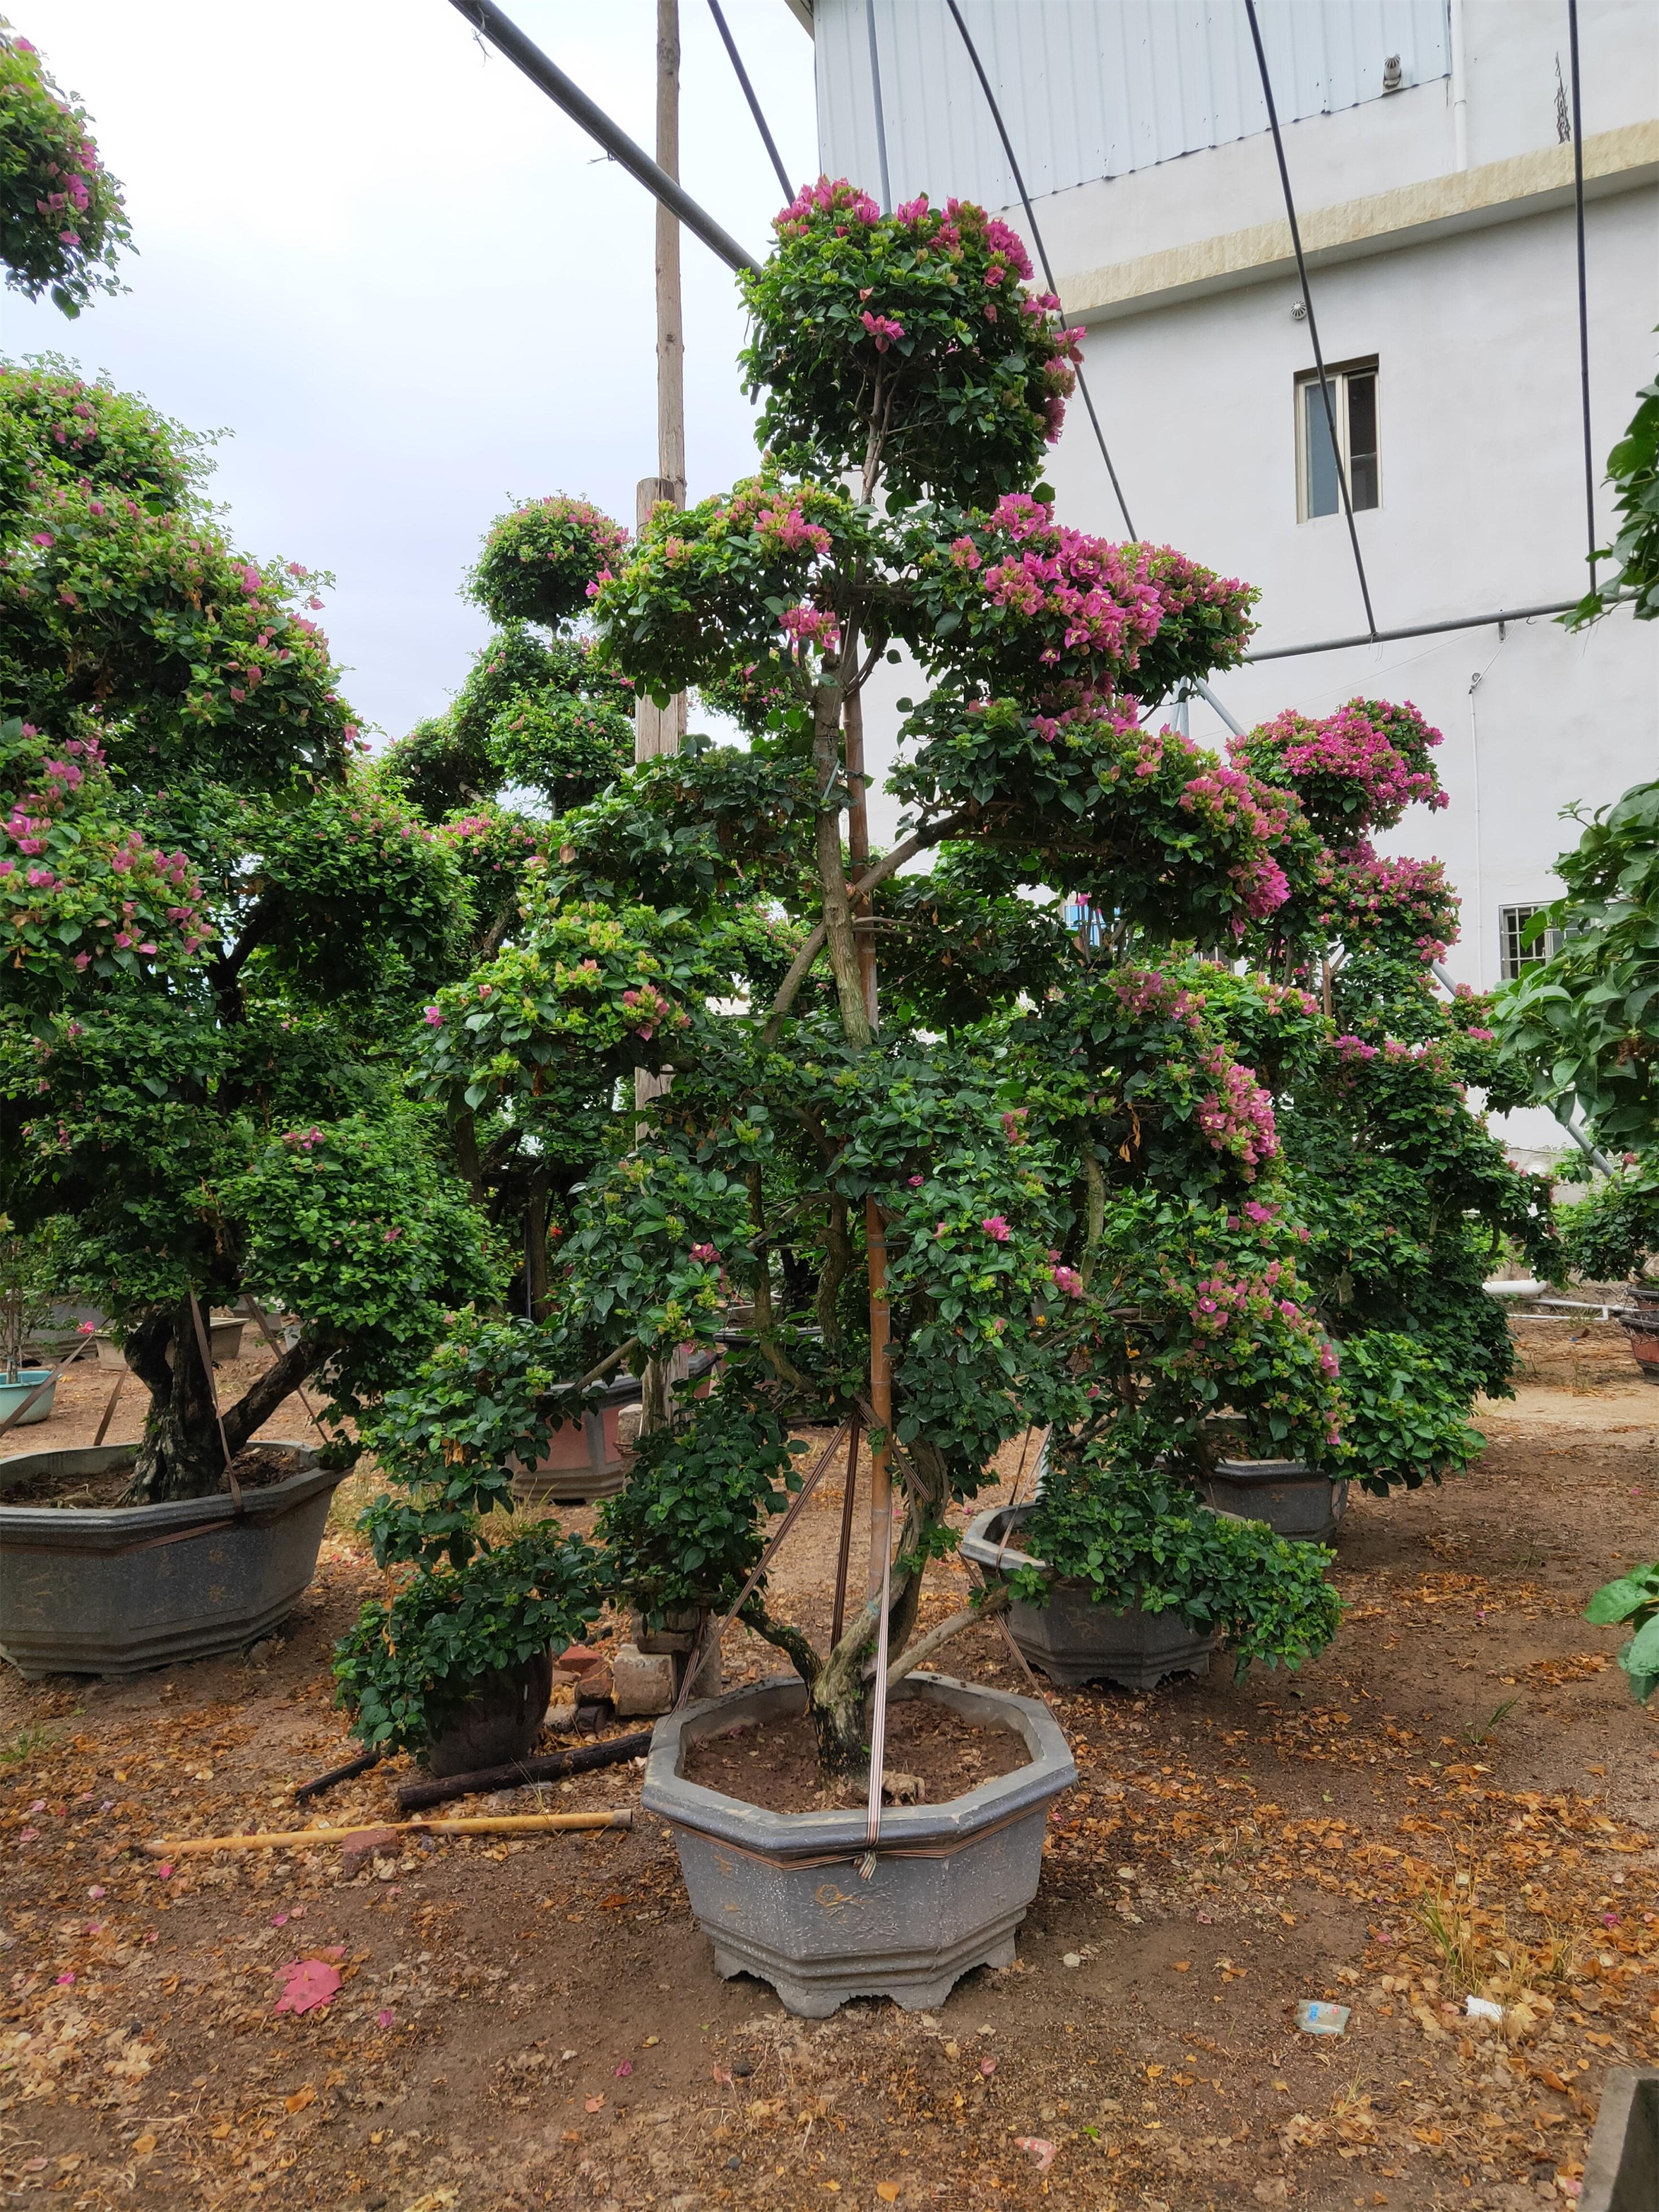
[
  {"xmin": 1225, "ymin": 697, "xmax": 1555, "ymax": 1492},
  {"xmin": 374, "ymin": 493, "xmax": 644, "ymax": 1304},
  {"xmin": 0, "ymin": 25, "xmax": 129, "ymax": 317},
  {"xmin": 0, "ymin": 361, "xmax": 499, "ymax": 1501},
  {"xmin": 353, "ymin": 179, "xmax": 1360, "ymax": 1777}
]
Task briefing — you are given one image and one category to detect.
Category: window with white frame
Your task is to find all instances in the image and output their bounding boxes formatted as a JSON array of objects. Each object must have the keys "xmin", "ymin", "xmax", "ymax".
[
  {"xmin": 1499, "ymin": 903, "xmax": 1562, "ymax": 980},
  {"xmin": 1297, "ymin": 359, "xmax": 1380, "ymax": 522}
]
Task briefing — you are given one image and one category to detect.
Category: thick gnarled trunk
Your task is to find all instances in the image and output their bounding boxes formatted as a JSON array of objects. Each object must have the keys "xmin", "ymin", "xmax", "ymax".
[{"xmin": 120, "ymin": 1300, "xmax": 323, "ymax": 1504}]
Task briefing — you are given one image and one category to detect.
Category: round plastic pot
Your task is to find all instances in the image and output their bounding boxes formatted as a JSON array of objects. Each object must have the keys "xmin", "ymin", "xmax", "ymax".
[
  {"xmin": 1199, "ymin": 1457, "xmax": 1348, "ymax": 1542},
  {"xmin": 424, "ymin": 1649, "xmax": 554, "ymax": 1778},
  {"xmin": 961, "ymin": 1503, "xmax": 1218, "ymax": 1691},
  {"xmin": 641, "ymin": 1671, "xmax": 1076, "ymax": 2018},
  {"xmin": 0, "ymin": 1441, "xmax": 338, "ymax": 1679},
  {"xmin": 0, "ymin": 1372, "xmax": 56, "ymax": 1429}
]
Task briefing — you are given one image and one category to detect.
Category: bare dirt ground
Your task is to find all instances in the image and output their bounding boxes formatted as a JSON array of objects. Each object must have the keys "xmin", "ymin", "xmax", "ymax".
[{"xmin": 1, "ymin": 1321, "xmax": 1655, "ymax": 2211}]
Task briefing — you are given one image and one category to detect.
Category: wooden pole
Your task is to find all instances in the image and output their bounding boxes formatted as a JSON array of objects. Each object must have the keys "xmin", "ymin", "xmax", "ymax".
[
  {"xmin": 634, "ymin": 0, "xmax": 686, "ymax": 1136},
  {"xmin": 843, "ymin": 689, "xmax": 891, "ymax": 1607},
  {"xmin": 634, "ymin": 0, "xmax": 687, "ymax": 764}
]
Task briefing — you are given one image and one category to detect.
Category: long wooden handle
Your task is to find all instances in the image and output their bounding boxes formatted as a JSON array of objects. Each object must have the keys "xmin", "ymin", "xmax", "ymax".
[{"xmin": 143, "ymin": 1808, "xmax": 632, "ymax": 1856}]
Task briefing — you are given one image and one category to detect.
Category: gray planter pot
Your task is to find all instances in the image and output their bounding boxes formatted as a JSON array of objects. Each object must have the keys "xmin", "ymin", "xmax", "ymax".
[
  {"xmin": 0, "ymin": 1441, "xmax": 340, "ymax": 1679},
  {"xmin": 1200, "ymin": 1457, "xmax": 1348, "ymax": 1542},
  {"xmin": 961, "ymin": 1504, "xmax": 1218, "ymax": 1691},
  {"xmin": 641, "ymin": 1672, "xmax": 1075, "ymax": 2018},
  {"xmin": 1581, "ymin": 2067, "xmax": 1658, "ymax": 2212}
]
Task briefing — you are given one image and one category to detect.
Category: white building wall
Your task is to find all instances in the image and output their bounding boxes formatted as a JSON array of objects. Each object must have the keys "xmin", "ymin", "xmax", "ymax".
[{"xmin": 805, "ymin": 0, "xmax": 1659, "ymax": 1166}]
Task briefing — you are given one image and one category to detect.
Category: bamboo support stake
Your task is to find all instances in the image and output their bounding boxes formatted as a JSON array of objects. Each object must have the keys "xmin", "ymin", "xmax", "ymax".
[{"xmin": 143, "ymin": 1809, "xmax": 633, "ymax": 1857}]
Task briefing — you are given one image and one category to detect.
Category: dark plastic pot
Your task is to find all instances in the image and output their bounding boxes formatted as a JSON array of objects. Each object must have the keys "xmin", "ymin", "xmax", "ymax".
[
  {"xmin": 1581, "ymin": 2067, "xmax": 1658, "ymax": 2212},
  {"xmin": 0, "ymin": 1441, "xmax": 336, "ymax": 1678},
  {"xmin": 424, "ymin": 1649, "xmax": 554, "ymax": 1778},
  {"xmin": 961, "ymin": 1504, "xmax": 1218, "ymax": 1691},
  {"xmin": 1200, "ymin": 1457, "xmax": 1348, "ymax": 1542}
]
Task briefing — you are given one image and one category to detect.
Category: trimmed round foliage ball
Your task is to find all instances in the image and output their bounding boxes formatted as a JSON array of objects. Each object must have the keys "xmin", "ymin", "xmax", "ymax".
[{"xmin": 468, "ymin": 495, "xmax": 629, "ymax": 631}]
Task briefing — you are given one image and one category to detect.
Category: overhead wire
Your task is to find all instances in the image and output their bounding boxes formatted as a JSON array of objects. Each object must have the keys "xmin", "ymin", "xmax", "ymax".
[
  {"xmin": 1242, "ymin": 0, "xmax": 1378, "ymax": 641},
  {"xmin": 942, "ymin": 0, "xmax": 1138, "ymax": 539},
  {"xmin": 864, "ymin": 0, "xmax": 893, "ymax": 213},
  {"xmin": 706, "ymin": 1, "xmax": 795, "ymax": 203}
]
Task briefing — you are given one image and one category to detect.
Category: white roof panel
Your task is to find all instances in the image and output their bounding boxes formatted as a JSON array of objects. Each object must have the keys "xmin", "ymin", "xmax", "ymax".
[{"xmin": 811, "ymin": 1, "xmax": 1451, "ymax": 207}]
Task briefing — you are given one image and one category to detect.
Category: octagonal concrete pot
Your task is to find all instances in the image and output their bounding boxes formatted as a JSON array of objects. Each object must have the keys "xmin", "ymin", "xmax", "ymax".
[
  {"xmin": 961, "ymin": 1503, "xmax": 1218, "ymax": 1691},
  {"xmin": 1199, "ymin": 1457, "xmax": 1348, "ymax": 1542},
  {"xmin": 641, "ymin": 1672, "xmax": 1075, "ymax": 2018},
  {"xmin": 0, "ymin": 1440, "xmax": 339, "ymax": 1678}
]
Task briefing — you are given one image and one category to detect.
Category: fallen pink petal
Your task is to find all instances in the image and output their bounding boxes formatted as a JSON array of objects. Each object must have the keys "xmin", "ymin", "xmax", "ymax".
[
  {"xmin": 273, "ymin": 1958, "xmax": 343, "ymax": 2016},
  {"xmin": 1015, "ymin": 2138, "xmax": 1057, "ymax": 2172}
]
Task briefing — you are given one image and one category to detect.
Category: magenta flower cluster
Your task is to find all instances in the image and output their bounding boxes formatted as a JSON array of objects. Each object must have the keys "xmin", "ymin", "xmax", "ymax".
[
  {"xmin": 1195, "ymin": 1047, "xmax": 1278, "ymax": 1176},
  {"xmin": 973, "ymin": 495, "xmax": 1164, "ymax": 667}
]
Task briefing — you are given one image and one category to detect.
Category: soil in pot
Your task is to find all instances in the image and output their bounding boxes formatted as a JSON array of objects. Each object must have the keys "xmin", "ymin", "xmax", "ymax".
[
  {"xmin": 0, "ymin": 1441, "xmax": 304, "ymax": 1509},
  {"xmin": 424, "ymin": 1649, "xmax": 554, "ymax": 1780},
  {"xmin": 682, "ymin": 1699, "xmax": 1030, "ymax": 1814}
]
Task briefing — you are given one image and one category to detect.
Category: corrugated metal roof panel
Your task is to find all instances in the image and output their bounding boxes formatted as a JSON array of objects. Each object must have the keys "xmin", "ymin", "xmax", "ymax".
[{"xmin": 813, "ymin": 1, "xmax": 1451, "ymax": 207}]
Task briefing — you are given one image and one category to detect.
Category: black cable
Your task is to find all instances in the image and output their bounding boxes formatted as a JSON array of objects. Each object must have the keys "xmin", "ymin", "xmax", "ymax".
[
  {"xmin": 1566, "ymin": 0, "xmax": 1597, "ymax": 583},
  {"xmin": 449, "ymin": 0, "xmax": 759, "ymax": 273},
  {"xmin": 1242, "ymin": 0, "xmax": 1378, "ymax": 641},
  {"xmin": 1243, "ymin": 597, "xmax": 1578, "ymax": 663},
  {"xmin": 864, "ymin": 0, "xmax": 892, "ymax": 213},
  {"xmin": 706, "ymin": 0, "xmax": 795, "ymax": 203},
  {"xmin": 942, "ymin": 0, "xmax": 1137, "ymax": 537}
]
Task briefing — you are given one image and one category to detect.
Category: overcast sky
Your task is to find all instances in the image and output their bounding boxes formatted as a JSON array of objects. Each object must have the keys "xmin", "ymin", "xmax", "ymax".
[{"xmin": 5, "ymin": 1, "xmax": 819, "ymax": 746}]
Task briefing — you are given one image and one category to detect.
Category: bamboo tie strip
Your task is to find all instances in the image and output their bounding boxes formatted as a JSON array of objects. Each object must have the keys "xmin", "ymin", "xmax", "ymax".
[{"xmin": 143, "ymin": 1809, "xmax": 632, "ymax": 1856}]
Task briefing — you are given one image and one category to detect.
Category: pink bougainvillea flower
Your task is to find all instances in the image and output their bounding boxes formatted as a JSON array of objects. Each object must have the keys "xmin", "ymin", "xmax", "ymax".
[{"xmin": 980, "ymin": 1215, "xmax": 1012, "ymax": 1242}]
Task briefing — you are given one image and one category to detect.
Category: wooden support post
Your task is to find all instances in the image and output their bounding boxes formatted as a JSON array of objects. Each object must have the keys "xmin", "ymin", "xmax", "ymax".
[{"xmin": 634, "ymin": 0, "xmax": 687, "ymax": 765}]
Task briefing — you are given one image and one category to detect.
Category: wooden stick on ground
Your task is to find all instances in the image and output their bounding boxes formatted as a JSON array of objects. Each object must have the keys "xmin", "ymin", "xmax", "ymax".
[
  {"xmin": 396, "ymin": 1728, "xmax": 652, "ymax": 1814},
  {"xmin": 143, "ymin": 1809, "xmax": 633, "ymax": 1857}
]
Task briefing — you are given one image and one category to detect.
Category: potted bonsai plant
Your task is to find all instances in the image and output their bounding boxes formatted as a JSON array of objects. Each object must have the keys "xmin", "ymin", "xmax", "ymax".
[
  {"xmin": 1220, "ymin": 697, "xmax": 1555, "ymax": 1509},
  {"xmin": 364, "ymin": 175, "xmax": 1355, "ymax": 2015},
  {"xmin": 0, "ymin": 364, "xmax": 496, "ymax": 1676}
]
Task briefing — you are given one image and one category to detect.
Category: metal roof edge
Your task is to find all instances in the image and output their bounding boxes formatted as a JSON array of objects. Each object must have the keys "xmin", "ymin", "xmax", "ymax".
[{"xmin": 1062, "ymin": 121, "xmax": 1659, "ymax": 324}]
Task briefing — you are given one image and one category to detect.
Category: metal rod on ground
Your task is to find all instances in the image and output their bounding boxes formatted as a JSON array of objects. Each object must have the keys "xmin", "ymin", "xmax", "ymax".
[
  {"xmin": 447, "ymin": 0, "xmax": 759, "ymax": 273},
  {"xmin": 1566, "ymin": 0, "xmax": 1597, "ymax": 586},
  {"xmin": 0, "ymin": 1331, "xmax": 96, "ymax": 1446},
  {"xmin": 1242, "ymin": 0, "xmax": 1377, "ymax": 641},
  {"xmin": 1242, "ymin": 599, "xmax": 1579, "ymax": 663},
  {"xmin": 706, "ymin": 0, "xmax": 793, "ymax": 201},
  {"xmin": 294, "ymin": 1749, "xmax": 383, "ymax": 1802},
  {"xmin": 398, "ymin": 1728, "xmax": 654, "ymax": 1813},
  {"xmin": 942, "ymin": 0, "xmax": 1136, "ymax": 539},
  {"xmin": 830, "ymin": 1416, "xmax": 862, "ymax": 1650},
  {"xmin": 145, "ymin": 1809, "xmax": 633, "ymax": 1857}
]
